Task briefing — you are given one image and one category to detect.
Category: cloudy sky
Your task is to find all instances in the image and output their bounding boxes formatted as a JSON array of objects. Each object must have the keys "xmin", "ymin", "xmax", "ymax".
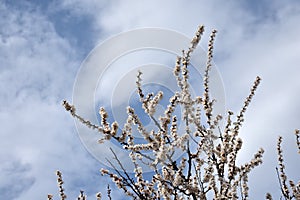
[{"xmin": 1, "ymin": 0, "xmax": 299, "ymax": 199}]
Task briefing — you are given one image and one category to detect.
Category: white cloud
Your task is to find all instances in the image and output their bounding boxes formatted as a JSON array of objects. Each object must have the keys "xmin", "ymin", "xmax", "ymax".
[
  {"xmin": 0, "ymin": 157, "xmax": 35, "ymax": 199},
  {"xmin": 0, "ymin": 2, "xmax": 112, "ymax": 199},
  {"xmin": 1, "ymin": 0, "xmax": 299, "ymax": 199}
]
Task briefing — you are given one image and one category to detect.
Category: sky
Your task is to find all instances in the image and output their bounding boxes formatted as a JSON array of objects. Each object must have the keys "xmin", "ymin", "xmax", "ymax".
[{"xmin": 0, "ymin": 0, "xmax": 299, "ymax": 199}]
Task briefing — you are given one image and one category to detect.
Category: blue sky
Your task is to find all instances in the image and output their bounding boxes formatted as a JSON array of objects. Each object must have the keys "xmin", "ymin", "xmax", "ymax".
[{"xmin": 0, "ymin": 0, "xmax": 300, "ymax": 199}]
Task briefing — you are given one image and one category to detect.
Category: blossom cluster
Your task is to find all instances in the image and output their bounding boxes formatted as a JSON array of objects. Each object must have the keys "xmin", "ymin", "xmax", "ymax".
[
  {"xmin": 266, "ymin": 130, "xmax": 300, "ymax": 200},
  {"xmin": 61, "ymin": 25, "xmax": 265, "ymax": 199},
  {"xmin": 48, "ymin": 25, "xmax": 299, "ymax": 200}
]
